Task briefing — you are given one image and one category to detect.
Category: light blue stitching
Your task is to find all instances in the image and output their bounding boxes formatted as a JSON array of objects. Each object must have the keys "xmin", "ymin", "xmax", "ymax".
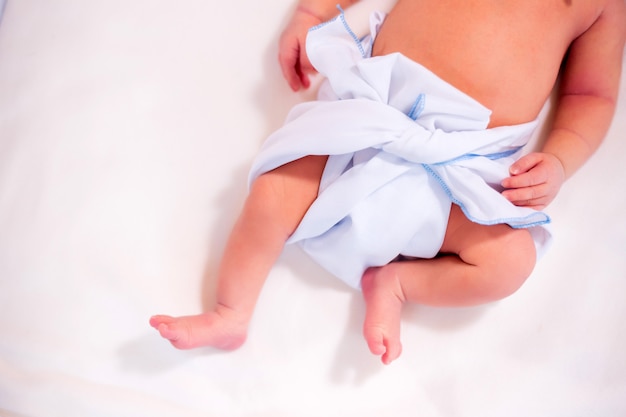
[
  {"xmin": 408, "ymin": 94, "xmax": 426, "ymax": 120},
  {"xmin": 431, "ymin": 146, "xmax": 523, "ymax": 166},
  {"xmin": 337, "ymin": 6, "xmax": 367, "ymax": 58},
  {"xmin": 481, "ymin": 148, "xmax": 522, "ymax": 160},
  {"xmin": 421, "ymin": 164, "xmax": 551, "ymax": 228},
  {"xmin": 306, "ymin": 7, "xmax": 547, "ymax": 230},
  {"xmin": 308, "ymin": 15, "xmax": 338, "ymax": 32},
  {"xmin": 308, "ymin": 6, "xmax": 366, "ymax": 58}
]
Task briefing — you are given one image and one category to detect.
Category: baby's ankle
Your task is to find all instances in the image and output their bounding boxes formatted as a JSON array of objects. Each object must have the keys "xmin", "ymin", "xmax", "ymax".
[
  {"xmin": 361, "ymin": 264, "xmax": 406, "ymax": 304},
  {"xmin": 214, "ymin": 303, "xmax": 251, "ymax": 328}
]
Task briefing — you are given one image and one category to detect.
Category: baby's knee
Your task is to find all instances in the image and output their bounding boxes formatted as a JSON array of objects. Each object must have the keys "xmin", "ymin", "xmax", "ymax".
[
  {"xmin": 250, "ymin": 156, "xmax": 325, "ymax": 206},
  {"xmin": 249, "ymin": 173, "xmax": 286, "ymax": 212},
  {"xmin": 483, "ymin": 228, "xmax": 537, "ymax": 299},
  {"xmin": 248, "ymin": 157, "xmax": 326, "ymax": 235}
]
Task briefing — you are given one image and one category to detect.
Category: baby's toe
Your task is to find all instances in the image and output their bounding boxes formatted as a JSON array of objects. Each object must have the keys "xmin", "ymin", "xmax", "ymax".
[
  {"xmin": 363, "ymin": 326, "xmax": 386, "ymax": 356},
  {"xmin": 149, "ymin": 315, "xmax": 175, "ymax": 329},
  {"xmin": 381, "ymin": 338, "xmax": 402, "ymax": 365}
]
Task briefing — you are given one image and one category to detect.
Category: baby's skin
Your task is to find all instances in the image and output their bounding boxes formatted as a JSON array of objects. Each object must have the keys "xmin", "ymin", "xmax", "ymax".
[{"xmin": 151, "ymin": 0, "xmax": 625, "ymax": 364}]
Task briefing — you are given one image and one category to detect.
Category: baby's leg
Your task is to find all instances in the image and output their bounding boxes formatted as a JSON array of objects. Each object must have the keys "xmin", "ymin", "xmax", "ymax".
[
  {"xmin": 150, "ymin": 156, "xmax": 328, "ymax": 349},
  {"xmin": 361, "ymin": 204, "xmax": 536, "ymax": 364}
]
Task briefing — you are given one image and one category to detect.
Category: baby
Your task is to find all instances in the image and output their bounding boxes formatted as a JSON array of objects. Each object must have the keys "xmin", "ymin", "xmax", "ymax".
[{"xmin": 151, "ymin": 0, "xmax": 625, "ymax": 364}]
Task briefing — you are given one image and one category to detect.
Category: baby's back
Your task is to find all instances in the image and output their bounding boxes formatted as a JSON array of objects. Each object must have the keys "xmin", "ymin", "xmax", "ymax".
[{"xmin": 372, "ymin": 0, "xmax": 603, "ymax": 126}]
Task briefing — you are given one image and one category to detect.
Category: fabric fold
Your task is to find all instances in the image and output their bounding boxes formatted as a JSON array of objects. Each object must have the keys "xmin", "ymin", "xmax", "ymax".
[{"xmin": 248, "ymin": 10, "xmax": 551, "ymax": 288}]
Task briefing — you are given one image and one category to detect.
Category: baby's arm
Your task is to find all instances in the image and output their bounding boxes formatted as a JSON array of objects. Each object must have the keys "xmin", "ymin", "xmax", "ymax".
[
  {"xmin": 502, "ymin": 0, "xmax": 626, "ymax": 210},
  {"xmin": 279, "ymin": 0, "xmax": 360, "ymax": 91}
]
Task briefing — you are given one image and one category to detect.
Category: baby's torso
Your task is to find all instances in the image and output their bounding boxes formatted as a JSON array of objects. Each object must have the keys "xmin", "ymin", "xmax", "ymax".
[{"xmin": 372, "ymin": 0, "xmax": 603, "ymax": 126}]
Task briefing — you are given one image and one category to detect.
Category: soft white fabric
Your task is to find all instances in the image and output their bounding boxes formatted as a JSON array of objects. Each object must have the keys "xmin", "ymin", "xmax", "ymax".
[
  {"xmin": 1, "ymin": 1, "xmax": 625, "ymax": 416},
  {"xmin": 250, "ymin": 11, "xmax": 550, "ymax": 288}
]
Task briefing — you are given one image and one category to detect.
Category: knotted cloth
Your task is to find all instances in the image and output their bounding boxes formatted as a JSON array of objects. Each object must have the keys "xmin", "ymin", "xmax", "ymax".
[{"xmin": 249, "ymin": 11, "xmax": 551, "ymax": 288}]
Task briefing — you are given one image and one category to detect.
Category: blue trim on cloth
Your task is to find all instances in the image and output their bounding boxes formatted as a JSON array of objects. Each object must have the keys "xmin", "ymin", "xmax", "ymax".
[
  {"xmin": 307, "ymin": 10, "xmax": 550, "ymax": 232},
  {"xmin": 309, "ymin": 6, "xmax": 367, "ymax": 58},
  {"xmin": 253, "ymin": 8, "xmax": 552, "ymax": 287},
  {"xmin": 421, "ymin": 164, "xmax": 551, "ymax": 228},
  {"xmin": 337, "ymin": 7, "xmax": 367, "ymax": 58},
  {"xmin": 0, "ymin": 0, "xmax": 6, "ymax": 24},
  {"xmin": 431, "ymin": 147, "xmax": 523, "ymax": 166},
  {"xmin": 408, "ymin": 94, "xmax": 426, "ymax": 120}
]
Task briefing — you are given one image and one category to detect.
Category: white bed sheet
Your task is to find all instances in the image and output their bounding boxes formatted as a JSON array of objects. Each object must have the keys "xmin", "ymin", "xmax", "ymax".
[{"xmin": 0, "ymin": 1, "xmax": 625, "ymax": 416}]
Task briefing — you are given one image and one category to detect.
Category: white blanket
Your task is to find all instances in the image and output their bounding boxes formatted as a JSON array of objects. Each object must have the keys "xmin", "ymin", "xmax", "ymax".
[{"xmin": 1, "ymin": 1, "xmax": 625, "ymax": 416}]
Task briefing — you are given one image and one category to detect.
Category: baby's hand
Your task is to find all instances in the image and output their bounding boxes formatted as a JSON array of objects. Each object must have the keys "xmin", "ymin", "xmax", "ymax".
[
  {"xmin": 278, "ymin": 8, "xmax": 322, "ymax": 91},
  {"xmin": 501, "ymin": 152, "xmax": 565, "ymax": 210}
]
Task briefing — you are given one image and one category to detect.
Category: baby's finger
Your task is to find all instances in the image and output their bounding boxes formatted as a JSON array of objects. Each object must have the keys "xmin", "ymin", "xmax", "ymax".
[
  {"xmin": 278, "ymin": 41, "xmax": 304, "ymax": 91},
  {"xmin": 518, "ymin": 200, "xmax": 548, "ymax": 210},
  {"xmin": 506, "ymin": 194, "xmax": 549, "ymax": 210},
  {"xmin": 509, "ymin": 152, "xmax": 543, "ymax": 176},
  {"xmin": 295, "ymin": 56, "xmax": 311, "ymax": 89},
  {"xmin": 502, "ymin": 170, "xmax": 543, "ymax": 189},
  {"xmin": 502, "ymin": 183, "xmax": 549, "ymax": 203}
]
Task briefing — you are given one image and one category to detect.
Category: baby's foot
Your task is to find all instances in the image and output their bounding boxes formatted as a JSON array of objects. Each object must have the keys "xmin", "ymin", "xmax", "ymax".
[
  {"xmin": 360, "ymin": 266, "xmax": 405, "ymax": 365},
  {"xmin": 149, "ymin": 306, "xmax": 247, "ymax": 350}
]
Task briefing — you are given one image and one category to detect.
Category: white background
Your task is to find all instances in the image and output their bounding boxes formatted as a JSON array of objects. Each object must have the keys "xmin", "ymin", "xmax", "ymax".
[{"xmin": 1, "ymin": 1, "xmax": 625, "ymax": 416}]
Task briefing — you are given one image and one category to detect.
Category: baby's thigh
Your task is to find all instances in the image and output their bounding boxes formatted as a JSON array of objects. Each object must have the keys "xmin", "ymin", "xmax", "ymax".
[
  {"xmin": 261, "ymin": 155, "xmax": 328, "ymax": 205},
  {"xmin": 441, "ymin": 204, "xmax": 537, "ymax": 279},
  {"xmin": 251, "ymin": 156, "xmax": 328, "ymax": 231}
]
